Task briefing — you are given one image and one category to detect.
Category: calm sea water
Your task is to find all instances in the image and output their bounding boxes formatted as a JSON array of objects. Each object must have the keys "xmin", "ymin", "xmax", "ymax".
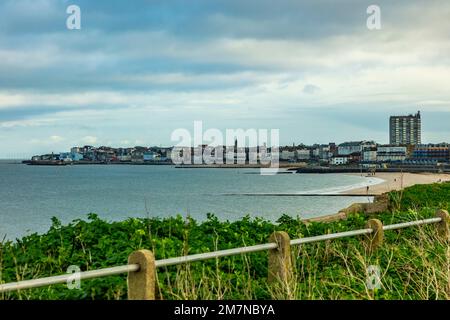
[{"xmin": 0, "ymin": 161, "xmax": 381, "ymax": 240}]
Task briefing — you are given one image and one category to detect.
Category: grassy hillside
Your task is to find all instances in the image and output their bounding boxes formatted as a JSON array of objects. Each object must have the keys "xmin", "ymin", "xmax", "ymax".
[{"xmin": 1, "ymin": 182, "xmax": 449, "ymax": 300}]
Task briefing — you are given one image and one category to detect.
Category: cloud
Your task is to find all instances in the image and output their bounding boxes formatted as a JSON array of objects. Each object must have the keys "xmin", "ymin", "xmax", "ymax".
[
  {"xmin": 0, "ymin": 0, "xmax": 449, "ymax": 157},
  {"xmin": 49, "ymin": 135, "xmax": 64, "ymax": 142},
  {"xmin": 27, "ymin": 135, "xmax": 67, "ymax": 149},
  {"xmin": 303, "ymin": 84, "xmax": 320, "ymax": 94},
  {"xmin": 82, "ymin": 136, "xmax": 98, "ymax": 145},
  {"xmin": 0, "ymin": 118, "xmax": 56, "ymax": 128}
]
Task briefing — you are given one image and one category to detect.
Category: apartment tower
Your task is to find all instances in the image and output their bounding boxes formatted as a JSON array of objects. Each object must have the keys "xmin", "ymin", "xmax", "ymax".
[{"xmin": 389, "ymin": 111, "xmax": 421, "ymax": 145}]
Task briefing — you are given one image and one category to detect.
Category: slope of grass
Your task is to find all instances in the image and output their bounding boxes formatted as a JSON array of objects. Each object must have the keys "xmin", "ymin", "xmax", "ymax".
[
  {"xmin": 1, "ymin": 182, "xmax": 449, "ymax": 300},
  {"xmin": 389, "ymin": 182, "xmax": 450, "ymax": 211}
]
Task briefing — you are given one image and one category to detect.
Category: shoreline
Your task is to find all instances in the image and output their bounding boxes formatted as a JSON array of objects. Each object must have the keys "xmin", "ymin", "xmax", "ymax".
[
  {"xmin": 305, "ymin": 172, "xmax": 450, "ymax": 223},
  {"xmin": 341, "ymin": 172, "xmax": 450, "ymax": 195}
]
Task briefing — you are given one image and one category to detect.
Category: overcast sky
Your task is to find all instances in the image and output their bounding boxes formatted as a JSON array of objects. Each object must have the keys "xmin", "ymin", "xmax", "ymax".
[{"xmin": 0, "ymin": 0, "xmax": 449, "ymax": 158}]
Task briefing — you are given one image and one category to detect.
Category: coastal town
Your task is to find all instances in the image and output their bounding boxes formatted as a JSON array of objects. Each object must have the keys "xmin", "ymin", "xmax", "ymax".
[
  {"xmin": 25, "ymin": 111, "xmax": 450, "ymax": 171},
  {"xmin": 2, "ymin": 1, "xmax": 450, "ymax": 305}
]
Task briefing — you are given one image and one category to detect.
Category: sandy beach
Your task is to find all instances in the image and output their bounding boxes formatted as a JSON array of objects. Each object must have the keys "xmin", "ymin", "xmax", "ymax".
[{"xmin": 342, "ymin": 172, "xmax": 450, "ymax": 195}]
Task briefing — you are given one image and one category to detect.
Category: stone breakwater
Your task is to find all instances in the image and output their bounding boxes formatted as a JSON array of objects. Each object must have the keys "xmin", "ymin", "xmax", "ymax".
[{"xmin": 303, "ymin": 194, "xmax": 390, "ymax": 223}]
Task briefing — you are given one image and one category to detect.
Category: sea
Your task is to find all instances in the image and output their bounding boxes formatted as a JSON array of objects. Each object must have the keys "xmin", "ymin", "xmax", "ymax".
[{"xmin": 0, "ymin": 161, "xmax": 383, "ymax": 240}]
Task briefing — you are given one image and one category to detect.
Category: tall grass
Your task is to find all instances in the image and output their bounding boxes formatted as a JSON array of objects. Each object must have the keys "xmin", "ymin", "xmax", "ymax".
[{"xmin": 158, "ymin": 217, "xmax": 448, "ymax": 300}]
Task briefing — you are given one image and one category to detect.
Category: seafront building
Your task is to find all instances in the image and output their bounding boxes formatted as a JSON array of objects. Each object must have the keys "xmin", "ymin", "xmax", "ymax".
[
  {"xmin": 411, "ymin": 143, "xmax": 450, "ymax": 164},
  {"xmin": 330, "ymin": 157, "xmax": 349, "ymax": 165},
  {"xmin": 337, "ymin": 141, "xmax": 376, "ymax": 156},
  {"xmin": 376, "ymin": 146, "xmax": 408, "ymax": 162},
  {"xmin": 29, "ymin": 140, "xmax": 449, "ymax": 166},
  {"xmin": 389, "ymin": 111, "xmax": 422, "ymax": 145},
  {"xmin": 28, "ymin": 112, "xmax": 449, "ymax": 166},
  {"xmin": 362, "ymin": 147, "xmax": 377, "ymax": 162}
]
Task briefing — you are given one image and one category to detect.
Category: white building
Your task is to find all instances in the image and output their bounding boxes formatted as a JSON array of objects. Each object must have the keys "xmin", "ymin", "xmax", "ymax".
[
  {"xmin": 338, "ymin": 141, "xmax": 376, "ymax": 156},
  {"xmin": 280, "ymin": 150, "xmax": 296, "ymax": 161},
  {"xmin": 296, "ymin": 149, "xmax": 310, "ymax": 160},
  {"xmin": 377, "ymin": 146, "xmax": 407, "ymax": 162},
  {"xmin": 362, "ymin": 149, "xmax": 377, "ymax": 162},
  {"xmin": 331, "ymin": 156, "xmax": 349, "ymax": 165},
  {"xmin": 318, "ymin": 146, "xmax": 332, "ymax": 160}
]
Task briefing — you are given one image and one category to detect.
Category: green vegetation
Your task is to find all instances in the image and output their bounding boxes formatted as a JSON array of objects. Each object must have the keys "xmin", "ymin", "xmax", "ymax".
[
  {"xmin": 389, "ymin": 181, "xmax": 450, "ymax": 212},
  {"xmin": 1, "ymin": 182, "xmax": 449, "ymax": 300}
]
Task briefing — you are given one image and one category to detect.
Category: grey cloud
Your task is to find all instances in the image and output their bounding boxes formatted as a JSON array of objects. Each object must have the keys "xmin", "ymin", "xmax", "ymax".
[
  {"xmin": 0, "ymin": 0, "xmax": 449, "ymax": 155},
  {"xmin": 303, "ymin": 84, "xmax": 320, "ymax": 94}
]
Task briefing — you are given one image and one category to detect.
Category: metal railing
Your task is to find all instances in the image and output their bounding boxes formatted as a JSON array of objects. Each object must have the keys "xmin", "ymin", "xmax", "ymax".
[
  {"xmin": 0, "ymin": 211, "xmax": 448, "ymax": 298},
  {"xmin": 0, "ymin": 265, "xmax": 139, "ymax": 293},
  {"xmin": 382, "ymin": 217, "xmax": 442, "ymax": 230}
]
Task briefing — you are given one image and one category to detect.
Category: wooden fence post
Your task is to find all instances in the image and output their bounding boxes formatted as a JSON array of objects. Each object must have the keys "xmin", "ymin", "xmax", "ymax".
[
  {"xmin": 268, "ymin": 231, "xmax": 292, "ymax": 284},
  {"xmin": 365, "ymin": 219, "xmax": 384, "ymax": 251},
  {"xmin": 127, "ymin": 249, "xmax": 156, "ymax": 300},
  {"xmin": 435, "ymin": 209, "xmax": 449, "ymax": 240}
]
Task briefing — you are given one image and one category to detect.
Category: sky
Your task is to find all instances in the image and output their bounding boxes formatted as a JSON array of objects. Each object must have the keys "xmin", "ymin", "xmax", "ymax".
[{"xmin": 0, "ymin": 0, "xmax": 449, "ymax": 158}]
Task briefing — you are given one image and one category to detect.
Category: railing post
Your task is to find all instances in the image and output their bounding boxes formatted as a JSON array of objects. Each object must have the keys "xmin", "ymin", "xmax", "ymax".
[
  {"xmin": 365, "ymin": 219, "xmax": 384, "ymax": 251},
  {"xmin": 127, "ymin": 249, "xmax": 156, "ymax": 300},
  {"xmin": 435, "ymin": 209, "xmax": 449, "ymax": 240},
  {"xmin": 268, "ymin": 231, "xmax": 292, "ymax": 284}
]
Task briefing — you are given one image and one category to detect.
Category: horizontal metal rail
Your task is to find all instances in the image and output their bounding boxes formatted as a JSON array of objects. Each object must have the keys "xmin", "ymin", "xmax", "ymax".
[
  {"xmin": 290, "ymin": 228, "xmax": 373, "ymax": 245},
  {"xmin": 156, "ymin": 242, "xmax": 278, "ymax": 268},
  {"xmin": 0, "ymin": 264, "xmax": 139, "ymax": 293},
  {"xmin": 382, "ymin": 217, "xmax": 441, "ymax": 231},
  {"xmin": 0, "ymin": 216, "xmax": 442, "ymax": 293}
]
